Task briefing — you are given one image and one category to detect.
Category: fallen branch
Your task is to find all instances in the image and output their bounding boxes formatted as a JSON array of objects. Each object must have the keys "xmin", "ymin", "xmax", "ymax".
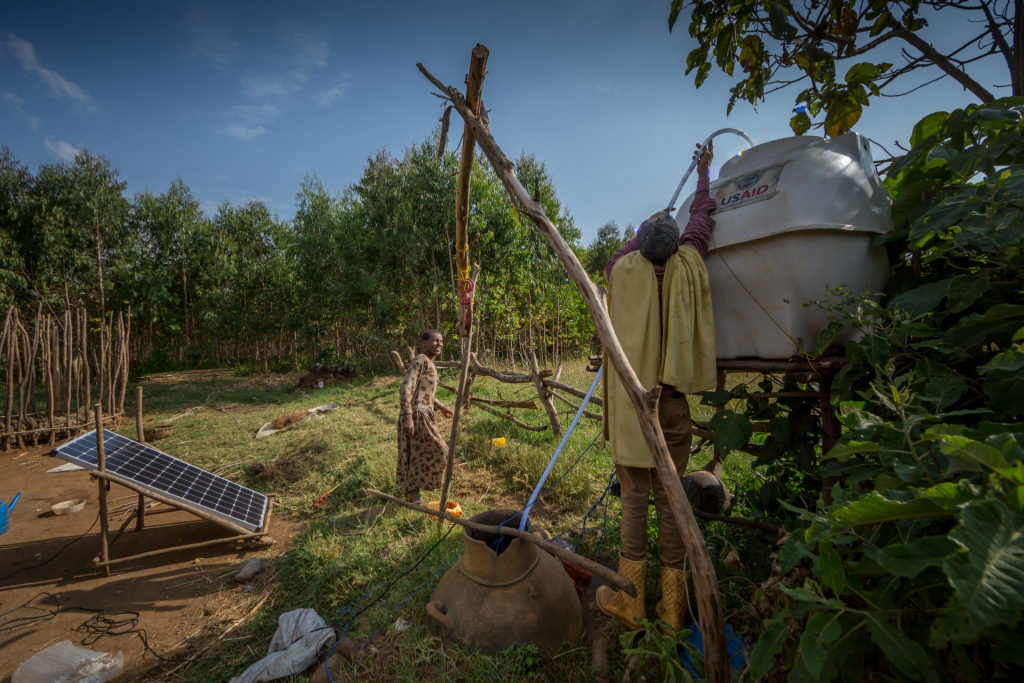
[
  {"xmin": 543, "ymin": 379, "xmax": 604, "ymax": 406},
  {"xmin": 471, "ymin": 358, "xmax": 551, "ymax": 384},
  {"xmin": 550, "ymin": 389, "xmax": 601, "ymax": 420},
  {"xmin": 693, "ymin": 510, "xmax": 783, "ymax": 534},
  {"xmin": 365, "ymin": 488, "xmax": 635, "ymax": 596}
]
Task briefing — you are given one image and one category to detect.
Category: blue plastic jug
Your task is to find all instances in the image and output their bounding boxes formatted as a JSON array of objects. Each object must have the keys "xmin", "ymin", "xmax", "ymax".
[{"xmin": 0, "ymin": 492, "xmax": 21, "ymax": 534}]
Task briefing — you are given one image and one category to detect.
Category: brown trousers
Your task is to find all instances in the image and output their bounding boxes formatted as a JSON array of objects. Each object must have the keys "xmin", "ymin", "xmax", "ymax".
[{"xmin": 616, "ymin": 390, "xmax": 691, "ymax": 570}]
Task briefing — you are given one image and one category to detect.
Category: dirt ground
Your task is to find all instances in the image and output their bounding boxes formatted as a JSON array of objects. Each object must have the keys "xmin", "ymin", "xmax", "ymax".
[{"xmin": 0, "ymin": 445, "xmax": 301, "ymax": 681}]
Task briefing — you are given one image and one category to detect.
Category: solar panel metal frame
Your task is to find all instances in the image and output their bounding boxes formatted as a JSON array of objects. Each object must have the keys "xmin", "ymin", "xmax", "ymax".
[{"xmin": 52, "ymin": 429, "xmax": 267, "ymax": 532}]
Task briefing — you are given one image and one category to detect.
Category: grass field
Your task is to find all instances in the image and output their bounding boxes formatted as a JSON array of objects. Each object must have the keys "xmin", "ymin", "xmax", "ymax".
[{"xmin": 119, "ymin": 361, "xmax": 767, "ymax": 681}]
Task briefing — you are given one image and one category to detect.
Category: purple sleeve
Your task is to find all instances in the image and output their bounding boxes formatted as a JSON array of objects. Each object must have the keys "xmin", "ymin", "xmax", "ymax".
[
  {"xmin": 679, "ymin": 173, "xmax": 716, "ymax": 259},
  {"xmin": 605, "ymin": 236, "xmax": 639, "ymax": 280}
]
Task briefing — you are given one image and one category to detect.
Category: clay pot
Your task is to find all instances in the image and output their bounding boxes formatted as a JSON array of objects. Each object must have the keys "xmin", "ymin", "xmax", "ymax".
[{"xmin": 426, "ymin": 509, "xmax": 583, "ymax": 655}]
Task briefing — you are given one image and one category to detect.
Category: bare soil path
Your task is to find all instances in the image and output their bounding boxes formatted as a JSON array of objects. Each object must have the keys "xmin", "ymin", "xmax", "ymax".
[{"xmin": 0, "ymin": 445, "xmax": 301, "ymax": 681}]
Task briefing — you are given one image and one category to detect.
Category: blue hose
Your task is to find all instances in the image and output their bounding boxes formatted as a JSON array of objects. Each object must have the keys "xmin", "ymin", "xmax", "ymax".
[{"xmin": 518, "ymin": 366, "xmax": 603, "ymax": 530}]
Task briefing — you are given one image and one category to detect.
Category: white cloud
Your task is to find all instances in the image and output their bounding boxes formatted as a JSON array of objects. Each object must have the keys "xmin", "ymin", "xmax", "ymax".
[
  {"xmin": 5, "ymin": 34, "xmax": 97, "ymax": 112},
  {"xmin": 232, "ymin": 102, "xmax": 280, "ymax": 124},
  {"xmin": 312, "ymin": 73, "xmax": 351, "ymax": 108},
  {"xmin": 3, "ymin": 91, "xmax": 40, "ymax": 131},
  {"xmin": 44, "ymin": 136, "xmax": 81, "ymax": 162},
  {"xmin": 219, "ymin": 123, "xmax": 268, "ymax": 140},
  {"xmin": 595, "ymin": 81, "xmax": 620, "ymax": 94},
  {"xmin": 240, "ymin": 70, "xmax": 308, "ymax": 98},
  {"xmin": 215, "ymin": 102, "xmax": 279, "ymax": 140},
  {"xmin": 239, "ymin": 30, "xmax": 329, "ymax": 99}
]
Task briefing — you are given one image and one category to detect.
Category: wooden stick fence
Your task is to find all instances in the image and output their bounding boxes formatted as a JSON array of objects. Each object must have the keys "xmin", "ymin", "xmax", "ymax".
[
  {"xmin": 390, "ymin": 348, "xmax": 601, "ymax": 435},
  {"xmin": 0, "ymin": 305, "xmax": 130, "ymax": 450}
]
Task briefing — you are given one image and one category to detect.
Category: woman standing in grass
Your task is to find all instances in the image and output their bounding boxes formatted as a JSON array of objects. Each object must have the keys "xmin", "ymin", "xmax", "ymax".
[{"xmin": 397, "ymin": 330, "xmax": 454, "ymax": 503}]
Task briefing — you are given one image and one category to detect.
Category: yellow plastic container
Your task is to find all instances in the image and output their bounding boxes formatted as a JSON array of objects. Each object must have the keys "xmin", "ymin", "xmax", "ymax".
[
  {"xmin": 427, "ymin": 500, "xmax": 464, "ymax": 518},
  {"xmin": 491, "ymin": 437, "xmax": 507, "ymax": 448}
]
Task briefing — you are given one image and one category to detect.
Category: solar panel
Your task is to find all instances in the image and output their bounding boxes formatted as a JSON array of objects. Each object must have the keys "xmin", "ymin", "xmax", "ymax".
[{"xmin": 52, "ymin": 429, "xmax": 267, "ymax": 532}]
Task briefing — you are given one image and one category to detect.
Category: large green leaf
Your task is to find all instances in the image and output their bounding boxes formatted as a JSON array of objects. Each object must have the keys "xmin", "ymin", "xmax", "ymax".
[
  {"xmin": 818, "ymin": 541, "xmax": 847, "ymax": 593},
  {"xmin": 867, "ymin": 616, "xmax": 938, "ymax": 682},
  {"xmin": 945, "ymin": 274, "xmax": 990, "ymax": 313},
  {"xmin": 876, "ymin": 535, "xmax": 959, "ymax": 578},
  {"xmin": 943, "ymin": 304, "xmax": 1024, "ymax": 349},
  {"xmin": 748, "ymin": 616, "xmax": 789, "ymax": 680},
  {"xmin": 709, "ymin": 409, "xmax": 753, "ymax": 454},
  {"xmin": 938, "ymin": 435, "xmax": 1011, "ymax": 471},
  {"xmin": 890, "ymin": 279, "xmax": 949, "ymax": 315},
  {"xmin": 825, "ymin": 439, "xmax": 879, "ymax": 461},
  {"xmin": 831, "ymin": 491, "xmax": 948, "ymax": 526},
  {"xmin": 981, "ymin": 348, "xmax": 1024, "ymax": 418},
  {"xmin": 933, "ymin": 500, "xmax": 1024, "ymax": 644},
  {"xmin": 797, "ymin": 611, "xmax": 837, "ymax": 677},
  {"xmin": 910, "ymin": 110, "xmax": 949, "ymax": 148},
  {"xmin": 919, "ymin": 480, "xmax": 980, "ymax": 510}
]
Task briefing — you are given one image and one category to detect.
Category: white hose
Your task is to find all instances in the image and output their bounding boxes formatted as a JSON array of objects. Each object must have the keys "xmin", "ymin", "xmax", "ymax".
[{"xmin": 667, "ymin": 128, "xmax": 754, "ymax": 218}]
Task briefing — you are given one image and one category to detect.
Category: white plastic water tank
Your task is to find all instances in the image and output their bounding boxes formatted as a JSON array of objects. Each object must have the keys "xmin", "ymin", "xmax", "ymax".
[{"xmin": 676, "ymin": 132, "xmax": 893, "ymax": 359}]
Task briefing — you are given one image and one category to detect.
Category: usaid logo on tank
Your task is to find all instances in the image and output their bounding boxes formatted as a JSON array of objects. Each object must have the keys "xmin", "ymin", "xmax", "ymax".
[{"xmin": 712, "ymin": 163, "xmax": 785, "ymax": 213}]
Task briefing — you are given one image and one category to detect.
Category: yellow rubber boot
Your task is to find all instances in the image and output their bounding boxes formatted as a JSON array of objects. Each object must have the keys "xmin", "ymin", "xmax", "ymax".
[
  {"xmin": 655, "ymin": 566, "xmax": 689, "ymax": 633},
  {"xmin": 596, "ymin": 554, "xmax": 646, "ymax": 630}
]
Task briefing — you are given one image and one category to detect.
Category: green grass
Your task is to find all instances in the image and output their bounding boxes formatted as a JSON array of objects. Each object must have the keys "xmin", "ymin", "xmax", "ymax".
[{"xmin": 116, "ymin": 362, "xmax": 769, "ymax": 681}]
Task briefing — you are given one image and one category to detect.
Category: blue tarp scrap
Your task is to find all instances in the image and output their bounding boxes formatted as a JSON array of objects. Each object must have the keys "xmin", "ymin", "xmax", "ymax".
[{"xmin": 679, "ymin": 621, "xmax": 748, "ymax": 679}]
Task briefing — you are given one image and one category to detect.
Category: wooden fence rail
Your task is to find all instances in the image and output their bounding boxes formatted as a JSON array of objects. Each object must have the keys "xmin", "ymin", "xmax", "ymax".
[
  {"xmin": 1, "ymin": 305, "xmax": 130, "ymax": 450},
  {"xmin": 390, "ymin": 348, "xmax": 601, "ymax": 435}
]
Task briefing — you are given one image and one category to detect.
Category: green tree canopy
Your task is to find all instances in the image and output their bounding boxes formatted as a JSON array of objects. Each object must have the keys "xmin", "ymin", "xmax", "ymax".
[{"xmin": 671, "ymin": 0, "xmax": 1020, "ymax": 136}]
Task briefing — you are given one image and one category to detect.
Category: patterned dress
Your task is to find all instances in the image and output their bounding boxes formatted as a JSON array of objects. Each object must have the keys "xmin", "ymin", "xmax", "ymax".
[{"xmin": 397, "ymin": 354, "xmax": 449, "ymax": 497}]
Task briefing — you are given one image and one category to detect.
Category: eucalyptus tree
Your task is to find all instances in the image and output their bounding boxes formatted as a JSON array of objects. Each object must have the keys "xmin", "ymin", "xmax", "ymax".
[
  {"xmin": 0, "ymin": 147, "xmax": 31, "ymax": 308},
  {"xmin": 211, "ymin": 199, "xmax": 296, "ymax": 368},
  {"xmin": 124, "ymin": 179, "xmax": 213, "ymax": 364},
  {"xmin": 30, "ymin": 151, "xmax": 128, "ymax": 313}
]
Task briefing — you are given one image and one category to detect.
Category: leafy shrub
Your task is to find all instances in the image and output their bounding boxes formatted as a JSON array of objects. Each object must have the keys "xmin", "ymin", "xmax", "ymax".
[{"xmin": 742, "ymin": 99, "xmax": 1024, "ymax": 680}]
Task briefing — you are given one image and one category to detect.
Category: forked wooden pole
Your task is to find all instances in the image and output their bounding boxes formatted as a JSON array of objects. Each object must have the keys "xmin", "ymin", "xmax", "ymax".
[
  {"xmin": 416, "ymin": 58, "xmax": 728, "ymax": 682},
  {"xmin": 94, "ymin": 404, "xmax": 110, "ymax": 574},
  {"xmin": 439, "ymin": 264, "xmax": 481, "ymax": 528},
  {"xmin": 529, "ymin": 349, "xmax": 561, "ymax": 435},
  {"xmin": 135, "ymin": 385, "xmax": 146, "ymax": 531},
  {"xmin": 439, "ymin": 44, "xmax": 488, "ymax": 528}
]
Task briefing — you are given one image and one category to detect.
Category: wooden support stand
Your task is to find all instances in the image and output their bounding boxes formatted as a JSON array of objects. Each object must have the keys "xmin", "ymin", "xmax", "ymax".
[{"xmin": 87, "ymin": 392, "xmax": 276, "ymax": 571}]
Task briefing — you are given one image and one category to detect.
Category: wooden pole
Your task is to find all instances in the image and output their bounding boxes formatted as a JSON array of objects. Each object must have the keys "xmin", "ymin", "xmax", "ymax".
[
  {"xmin": 45, "ymin": 319, "xmax": 56, "ymax": 445},
  {"xmin": 415, "ymin": 60, "xmax": 728, "ymax": 682},
  {"xmin": 135, "ymin": 385, "xmax": 146, "ymax": 531},
  {"xmin": 94, "ymin": 404, "xmax": 110, "ymax": 574},
  {"xmin": 529, "ymin": 349, "xmax": 561, "ymax": 436},
  {"xmin": 65, "ymin": 309, "xmax": 72, "ymax": 435},
  {"xmin": 93, "ymin": 531, "xmax": 271, "ymax": 568},
  {"xmin": 439, "ymin": 265, "xmax": 481, "ymax": 528},
  {"xmin": 13, "ymin": 311, "xmax": 25, "ymax": 448},
  {"xmin": 3, "ymin": 308, "xmax": 14, "ymax": 449},
  {"xmin": 366, "ymin": 488, "xmax": 635, "ymax": 596},
  {"xmin": 439, "ymin": 45, "xmax": 488, "ymax": 528},
  {"xmin": 453, "ymin": 43, "xmax": 488, "ymax": 337},
  {"xmin": 820, "ymin": 369, "xmax": 840, "ymax": 506}
]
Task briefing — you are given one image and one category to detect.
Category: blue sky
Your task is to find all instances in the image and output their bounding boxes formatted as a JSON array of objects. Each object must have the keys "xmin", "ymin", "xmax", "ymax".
[{"xmin": 1, "ymin": 1, "xmax": 1009, "ymax": 243}]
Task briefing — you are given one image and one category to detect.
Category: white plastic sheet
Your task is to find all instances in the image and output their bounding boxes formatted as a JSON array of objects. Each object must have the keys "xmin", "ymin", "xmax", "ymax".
[
  {"xmin": 228, "ymin": 608, "xmax": 335, "ymax": 683},
  {"xmin": 12, "ymin": 641, "xmax": 122, "ymax": 683}
]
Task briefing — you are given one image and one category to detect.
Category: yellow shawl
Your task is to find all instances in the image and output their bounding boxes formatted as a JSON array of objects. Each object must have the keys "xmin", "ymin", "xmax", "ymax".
[{"xmin": 603, "ymin": 247, "xmax": 716, "ymax": 468}]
